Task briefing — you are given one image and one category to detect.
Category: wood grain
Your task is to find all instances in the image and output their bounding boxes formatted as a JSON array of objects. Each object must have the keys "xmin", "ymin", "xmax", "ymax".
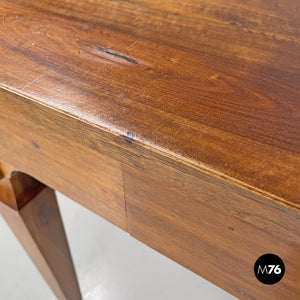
[
  {"xmin": 0, "ymin": 1, "xmax": 299, "ymax": 299},
  {"xmin": 0, "ymin": 181, "xmax": 82, "ymax": 300},
  {"xmin": 0, "ymin": 91, "xmax": 127, "ymax": 230},
  {"xmin": 123, "ymin": 157, "xmax": 300, "ymax": 300},
  {"xmin": 1, "ymin": 88, "xmax": 299, "ymax": 299},
  {"xmin": 0, "ymin": 0, "xmax": 299, "ymax": 204}
]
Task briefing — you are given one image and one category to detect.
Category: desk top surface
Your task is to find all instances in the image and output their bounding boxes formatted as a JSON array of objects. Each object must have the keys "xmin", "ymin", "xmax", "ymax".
[{"xmin": 0, "ymin": 0, "xmax": 299, "ymax": 205}]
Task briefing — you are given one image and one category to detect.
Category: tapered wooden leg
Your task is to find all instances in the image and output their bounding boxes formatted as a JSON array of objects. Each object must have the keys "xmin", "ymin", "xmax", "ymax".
[{"xmin": 0, "ymin": 171, "xmax": 82, "ymax": 300}]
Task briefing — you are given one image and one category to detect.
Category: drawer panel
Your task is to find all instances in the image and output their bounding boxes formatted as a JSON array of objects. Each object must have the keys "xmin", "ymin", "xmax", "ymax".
[
  {"xmin": 123, "ymin": 158, "xmax": 300, "ymax": 299},
  {"xmin": 0, "ymin": 91, "xmax": 126, "ymax": 230}
]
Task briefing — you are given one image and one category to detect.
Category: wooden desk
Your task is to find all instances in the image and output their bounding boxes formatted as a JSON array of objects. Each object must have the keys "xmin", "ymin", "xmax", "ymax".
[{"xmin": 0, "ymin": 0, "xmax": 299, "ymax": 299}]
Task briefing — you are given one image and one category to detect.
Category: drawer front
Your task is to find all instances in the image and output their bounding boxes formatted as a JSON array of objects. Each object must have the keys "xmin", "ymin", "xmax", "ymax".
[
  {"xmin": 0, "ymin": 91, "xmax": 126, "ymax": 230},
  {"xmin": 123, "ymin": 158, "xmax": 300, "ymax": 299}
]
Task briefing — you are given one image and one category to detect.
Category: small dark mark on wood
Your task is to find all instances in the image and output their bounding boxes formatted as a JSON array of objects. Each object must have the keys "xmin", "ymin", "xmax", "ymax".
[
  {"xmin": 82, "ymin": 42, "xmax": 138, "ymax": 64},
  {"xmin": 124, "ymin": 131, "xmax": 136, "ymax": 144},
  {"xmin": 32, "ymin": 140, "xmax": 40, "ymax": 149},
  {"xmin": 242, "ymin": 21, "xmax": 257, "ymax": 28},
  {"xmin": 228, "ymin": 226, "xmax": 234, "ymax": 231},
  {"xmin": 97, "ymin": 46, "xmax": 137, "ymax": 63},
  {"xmin": 38, "ymin": 205, "xmax": 55, "ymax": 225}
]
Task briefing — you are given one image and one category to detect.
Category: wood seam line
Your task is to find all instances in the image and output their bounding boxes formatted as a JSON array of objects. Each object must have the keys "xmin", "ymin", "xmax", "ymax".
[{"xmin": 0, "ymin": 85, "xmax": 297, "ymax": 211}]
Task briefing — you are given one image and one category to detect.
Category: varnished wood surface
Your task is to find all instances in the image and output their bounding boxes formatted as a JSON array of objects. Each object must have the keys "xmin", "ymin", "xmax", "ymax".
[
  {"xmin": 0, "ymin": 179, "xmax": 81, "ymax": 300},
  {"xmin": 0, "ymin": 0, "xmax": 299, "ymax": 204},
  {"xmin": 0, "ymin": 171, "xmax": 44, "ymax": 210},
  {"xmin": 0, "ymin": 1, "xmax": 300, "ymax": 299},
  {"xmin": 123, "ymin": 157, "xmax": 300, "ymax": 299},
  {"xmin": 0, "ymin": 92, "xmax": 127, "ymax": 230},
  {"xmin": 1, "ymin": 88, "xmax": 299, "ymax": 299}
]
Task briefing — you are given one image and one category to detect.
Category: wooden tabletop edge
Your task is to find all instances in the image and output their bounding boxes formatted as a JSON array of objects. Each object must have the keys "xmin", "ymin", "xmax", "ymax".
[{"xmin": 1, "ymin": 84, "xmax": 298, "ymax": 212}]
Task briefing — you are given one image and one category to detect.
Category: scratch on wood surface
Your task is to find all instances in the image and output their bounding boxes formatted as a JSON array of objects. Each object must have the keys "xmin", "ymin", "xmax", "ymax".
[
  {"xmin": 126, "ymin": 41, "xmax": 138, "ymax": 50},
  {"xmin": 22, "ymin": 72, "xmax": 49, "ymax": 89},
  {"xmin": 98, "ymin": 46, "xmax": 137, "ymax": 63},
  {"xmin": 80, "ymin": 41, "xmax": 138, "ymax": 64}
]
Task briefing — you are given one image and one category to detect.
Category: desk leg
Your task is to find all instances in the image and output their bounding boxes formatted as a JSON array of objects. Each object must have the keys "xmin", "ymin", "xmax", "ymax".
[{"xmin": 0, "ymin": 171, "xmax": 82, "ymax": 300}]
